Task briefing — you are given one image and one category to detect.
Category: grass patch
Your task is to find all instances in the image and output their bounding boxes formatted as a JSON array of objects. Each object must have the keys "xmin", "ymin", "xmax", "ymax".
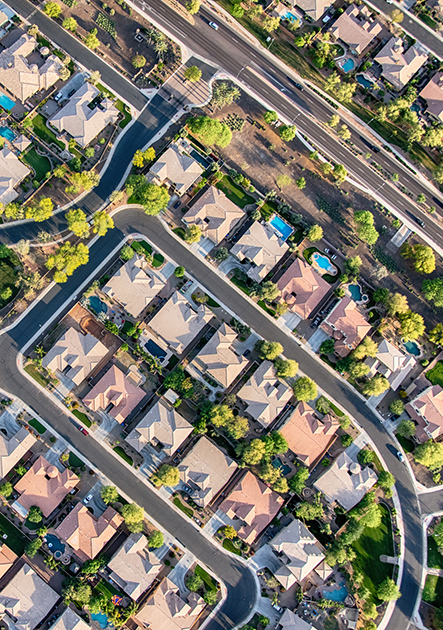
[
  {"xmin": 419, "ymin": 12, "xmax": 438, "ymax": 29},
  {"xmin": 22, "ymin": 148, "xmax": 51, "ymax": 182},
  {"xmin": 258, "ymin": 300, "xmax": 276, "ymax": 317},
  {"xmin": 223, "ymin": 538, "xmax": 242, "ymax": 555},
  {"xmin": 206, "ymin": 296, "xmax": 220, "ymax": 308},
  {"xmin": 396, "ymin": 434, "xmax": 414, "ymax": 453},
  {"xmin": 428, "ymin": 535, "xmax": 443, "ymax": 570},
  {"xmin": 230, "ymin": 275, "xmax": 251, "ymax": 295},
  {"xmin": 426, "ymin": 361, "xmax": 443, "ymax": 388},
  {"xmin": 173, "ymin": 497, "xmax": 193, "ymax": 518},
  {"xmin": 29, "ymin": 417, "xmax": 46, "ymax": 434},
  {"xmin": 25, "ymin": 518, "xmax": 40, "ymax": 530},
  {"xmin": 113, "ymin": 446, "xmax": 133, "ymax": 465},
  {"xmin": 132, "ymin": 240, "xmax": 153, "ymax": 255},
  {"xmin": 173, "ymin": 227, "xmax": 186, "ymax": 240},
  {"xmin": 24, "ymin": 364, "xmax": 49, "ymax": 387},
  {"xmin": 31, "ymin": 114, "xmax": 65, "ymax": 149},
  {"xmin": 329, "ymin": 402, "xmax": 344, "ymax": 417},
  {"xmin": 352, "ymin": 503, "xmax": 394, "ymax": 604},
  {"xmin": 97, "ymin": 83, "xmax": 115, "ymax": 99},
  {"xmin": 152, "ymin": 253, "xmax": 164, "ymax": 268},
  {"xmin": 69, "ymin": 452, "xmax": 84, "ymax": 468},
  {"xmin": 72, "ymin": 409, "xmax": 92, "ymax": 428},
  {"xmin": 0, "ymin": 513, "xmax": 29, "ymax": 555},
  {"xmin": 115, "ymin": 100, "xmax": 132, "ymax": 129},
  {"xmin": 423, "ymin": 575, "xmax": 443, "ymax": 605},
  {"xmin": 260, "ymin": 201, "xmax": 277, "ymax": 221},
  {"xmin": 95, "ymin": 579, "xmax": 124, "ymax": 600},
  {"xmin": 195, "ymin": 564, "xmax": 218, "ymax": 591},
  {"xmin": 215, "ymin": 175, "xmax": 254, "ymax": 209}
]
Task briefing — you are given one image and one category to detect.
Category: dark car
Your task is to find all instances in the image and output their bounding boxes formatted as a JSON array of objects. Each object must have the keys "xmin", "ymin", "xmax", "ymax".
[
  {"xmin": 286, "ymin": 76, "xmax": 304, "ymax": 90},
  {"xmin": 413, "ymin": 216, "xmax": 425, "ymax": 228},
  {"xmin": 77, "ymin": 425, "xmax": 88, "ymax": 436}
]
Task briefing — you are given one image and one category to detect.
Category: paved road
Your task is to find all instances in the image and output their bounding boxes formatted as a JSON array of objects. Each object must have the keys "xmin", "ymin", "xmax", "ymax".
[{"xmin": 420, "ymin": 489, "xmax": 443, "ymax": 516}]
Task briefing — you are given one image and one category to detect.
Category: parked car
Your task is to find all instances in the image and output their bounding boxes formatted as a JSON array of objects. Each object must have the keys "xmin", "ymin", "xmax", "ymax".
[
  {"xmin": 396, "ymin": 451, "xmax": 405, "ymax": 463},
  {"xmin": 272, "ymin": 604, "xmax": 283, "ymax": 613},
  {"xmin": 243, "ymin": 348, "xmax": 251, "ymax": 358},
  {"xmin": 77, "ymin": 425, "xmax": 88, "ymax": 436},
  {"xmin": 83, "ymin": 493, "xmax": 93, "ymax": 504},
  {"xmin": 54, "ymin": 92, "xmax": 63, "ymax": 102},
  {"xmin": 182, "ymin": 485, "xmax": 193, "ymax": 495}
]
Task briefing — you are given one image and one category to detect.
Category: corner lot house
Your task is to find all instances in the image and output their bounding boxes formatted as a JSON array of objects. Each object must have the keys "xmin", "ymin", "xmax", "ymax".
[
  {"xmin": 108, "ymin": 533, "xmax": 162, "ymax": 599},
  {"xmin": 42, "ymin": 327, "xmax": 107, "ymax": 386},
  {"xmin": 314, "ymin": 451, "xmax": 378, "ymax": 511},
  {"xmin": 219, "ymin": 471, "xmax": 283, "ymax": 544},
  {"xmin": 0, "ymin": 424, "xmax": 35, "ymax": 478},
  {"xmin": 365, "ymin": 339, "xmax": 415, "ymax": 391},
  {"xmin": 321, "ymin": 296, "xmax": 371, "ymax": 357},
  {"xmin": 182, "ymin": 186, "xmax": 245, "ymax": 245},
  {"xmin": 147, "ymin": 139, "xmax": 204, "ymax": 196},
  {"xmin": 406, "ymin": 385, "xmax": 443, "ymax": 443},
  {"xmin": 295, "ymin": 0, "xmax": 333, "ymax": 21},
  {"xmin": 179, "ymin": 437, "xmax": 237, "ymax": 507},
  {"xmin": 50, "ymin": 83, "xmax": 119, "ymax": 147},
  {"xmin": 277, "ymin": 258, "xmax": 330, "ymax": 320},
  {"xmin": 0, "ymin": 33, "xmax": 63, "ymax": 102},
  {"xmin": 83, "ymin": 365, "xmax": 146, "ymax": 423},
  {"xmin": 375, "ymin": 38, "xmax": 427, "ymax": 91},
  {"xmin": 14, "ymin": 456, "xmax": 79, "ymax": 518},
  {"xmin": 329, "ymin": 5, "xmax": 381, "ymax": 55},
  {"xmin": 420, "ymin": 72, "xmax": 443, "ymax": 122},
  {"xmin": 0, "ymin": 564, "xmax": 59, "ymax": 630},
  {"xmin": 238, "ymin": 360, "xmax": 292, "ymax": 428},
  {"xmin": 0, "ymin": 544, "xmax": 17, "ymax": 579},
  {"xmin": 231, "ymin": 222, "xmax": 288, "ymax": 283},
  {"xmin": 0, "ymin": 147, "xmax": 31, "ymax": 207},
  {"xmin": 49, "ymin": 608, "xmax": 90, "ymax": 630},
  {"xmin": 102, "ymin": 253, "xmax": 166, "ymax": 319}
]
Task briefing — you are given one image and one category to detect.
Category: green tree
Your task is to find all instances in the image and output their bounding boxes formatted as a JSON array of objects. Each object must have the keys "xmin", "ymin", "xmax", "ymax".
[
  {"xmin": 289, "ymin": 467, "xmax": 309, "ymax": 494},
  {"xmin": 254, "ymin": 280, "xmax": 280, "ymax": 301},
  {"xmin": 396, "ymin": 419, "xmax": 416, "ymax": 440},
  {"xmin": 28, "ymin": 505, "xmax": 43, "ymax": 523},
  {"xmin": 131, "ymin": 54, "xmax": 146, "ymax": 68},
  {"xmin": 44, "ymin": 1, "xmax": 61, "ymax": 17},
  {"xmin": 423, "ymin": 278, "xmax": 443, "ymax": 307},
  {"xmin": 186, "ymin": 0, "xmax": 201, "ymax": 13},
  {"xmin": 362, "ymin": 375, "xmax": 390, "ymax": 397},
  {"xmin": 0, "ymin": 482, "xmax": 12, "ymax": 497},
  {"xmin": 345, "ymin": 255, "xmax": 362, "ymax": 276},
  {"xmin": 66, "ymin": 208, "xmax": 89, "ymax": 238},
  {"xmin": 306, "ymin": 224, "xmax": 323, "ymax": 242},
  {"xmin": 93, "ymin": 210, "xmax": 114, "ymax": 236},
  {"xmin": 46, "ymin": 242, "xmax": 89, "ymax": 283},
  {"xmin": 273, "ymin": 477, "xmax": 288, "ymax": 493},
  {"xmin": 259, "ymin": 459, "xmax": 281, "ymax": 485},
  {"xmin": 279, "ymin": 125, "xmax": 296, "ymax": 142},
  {"xmin": 295, "ymin": 176, "xmax": 306, "ymax": 190},
  {"xmin": 429, "ymin": 323, "xmax": 443, "ymax": 346},
  {"xmin": 186, "ymin": 573, "xmax": 203, "ymax": 592},
  {"xmin": 333, "ymin": 164, "xmax": 347, "ymax": 184},
  {"xmin": 264, "ymin": 110, "xmax": 278, "ymax": 124},
  {"xmin": 187, "ymin": 116, "xmax": 232, "ymax": 148},
  {"xmin": 184, "ymin": 224, "xmax": 202, "ymax": 244},
  {"xmin": 223, "ymin": 525, "xmax": 236, "ymax": 539},
  {"xmin": 211, "ymin": 82, "xmax": 240, "ymax": 110},
  {"xmin": 320, "ymin": 339, "xmax": 335, "ymax": 354},
  {"xmin": 262, "ymin": 431, "xmax": 289, "ymax": 455},
  {"xmin": 214, "ymin": 247, "xmax": 229, "ymax": 262},
  {"xmin": 26, "ymin": 197, "xmax": 54, "ymax": 222},
  {"xmin": 25, "ymin": 538, "xmax": 42, "ymax": 558},
  {"xmin": 390, "ymin": 400, "xmax": 406, "ymax": 417},
  {"xmin": 241, "ymin": 439, "xmax": 267, "ymax": 465},
  {"xmin": 415, "ymin": 440, "xmax": 443, "ymax": 471},
  {"xmin": 85, "ymin": 30, "xmax": 100, "ymax": 50},
  {"xmin": 433, "ymin": 521, "xmax": 443, "ymax": 550},
  {"xmin": 63, "ymin": 580, "xmax": 91, "ymax": 604},
  {"xmin": 174, "ymin": 266, "xmax": 185, "ymax": 278},
  {"xmin": 148, "ymin": 530, "xmax": 164, "ymax": 548},
  {"xmin": 358, "ymin": 448, "xmax": 374, "ymax": 467},
  {"xmin": 62, "ymin": 17, "xmax": 77, "ymax": 32},
  {"xmin": 121, "ymin": 503, "xmax": 144, "ymax": 533},
  {"xmin": 328, "ymin": 114, "xmax": 340, "ymax": 128},
  {"xmin": 378, "ymin": 471, "xmax": 395, "ymax": 490},
  {"xmin": 204, "ymin": 590, "xmax": 218, "ymax": 605},
  {"xmin": 338, "ymin": 124, "xmax": 351, "ymax": 141},
  {"xmin": 126, "ymin": 175, "xmax": 169, "ymax": 214},
  {"xmin": 398, "ymin": 311, "xmax": 425, "ymax": 341},
  {"xmin": 402, "ymin": 243, "xmax": 436, "ymax": 274},
  {"xmin": 81, "ymin": 556, "xmax": 107, "ymax": 575},
  {"xmin": 231, "ymin": 3, "xmax": 244, "ymax": 17},
  {"xmin": 354, "ymin": 210, "xmax": 379, "ymax": 245},
  {"xmin": 377, "ymin": 578, "xmax": 401, "ymax": 601},
  {"xmin": 274, "ymin": 357, "xmax": 298, "ymax": 378},
  {"xmin": 101, "ymin": 485, "xmax": 118, "ymax": 504},
  {"xmin": 347, "ymin": 360, "xmax": 370, "ymax": 380},
  {"xmin": 263, "ymin": 15, "xmax": 280, "ymax": 31},
  {"xmin": 293, "ymin": 376, "xmax": 317, "ymax": 401},
  {"xmin": 120, "ymin": 245, "xmax": 134, "ymax": 261},
  {"xmin": 276, "ymin": 174, "xmax": 293, "ymax": 189},
  {"xmin": 153, "ymin": 464, "xmax": 179, "ymax": 487},
  {"xmin": 423, "ymin": 125, "xmax": 443, "ymax": 148},
  {"xmin": 353, "ymin": 337, "xmax": 378, "ymax": 360},
  {"xmin": 386, "ymin": 292, "xmax": 409, "ymax": 317},
  {"xmin": 184, "ymin": 65, "xmax": 202, "ymax": 82},
  {"xmin": 295, "ymin": 499, "xmax": 324, "ymax": 521},
  {"xmin": 256, "ymin": 340, "xmax": 283, "ymax": 361}
]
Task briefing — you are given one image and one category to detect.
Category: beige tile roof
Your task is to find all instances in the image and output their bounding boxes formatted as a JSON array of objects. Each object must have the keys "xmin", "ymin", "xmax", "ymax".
[
  {"xmin": 330, "ymin": 5, "xmax": 382, "ymax": 54},
  {"xmin": 0, "ymin": 545, "xmax": 17, "ymax": 580},
  {"xmin": 126, "ymin": 399, "xmax": 193, "ymax": 456},
  {"xmin": 219, "ymin": 471, "xmax": 283, "ymax": 544},
  {"xmin": 0, "ymin": 564, "xmax": 59, "ymax": 630},
  {"xmin": 0, "ymin": 426, "xmax": 35, "ymax": 479},
  {"xmin": 191, "ymin": 323, "xmax": 248, "ymax": 389},
  {"xmin": 277, "ymin": 258, "xmax": 330, "ymax": 319},
  {"xmin": 314, "ymin": 451, "xmax": 378, "ymax": 511},
  {"xmin": 375, "ymin": 38, "xmax": 428, "ymax": 90},
  {"xmin": 183, "ymin": 186, "xmax": 245, "ymax": 244},
  {"xmin": 367, "ymin": 339, "xmax": 415, "ymax": 391},
  {"xmin": 135, "ymin": 577, "xmax": 205, "ymax": 630},
  {"xmin": 12, "ymin": 135, "xmax": 31, "ymax": 154},
  {"xmin": 280, "ymin": 402, "xmax": 339, "ymax": 468},
  {"xmin": 42, "ymin": 327, "xmax": 107, "ymax": 386},
  {"xmin": 149, "ymin": 291, "xmax": 212, "ymax": 355},
  {"xmin": 108, "ymin": 532, "xmax": 162, "ymax": 599},
  {"xmin": 14, "ymin": 456, "xmax": 79, "ymax": 517},
  {"xmin": 279, "ymin": 609, "xmax": 314, "ymax": 630},
  {"xmin": 56, "ymin": 504, "xmax": 123, "ymax": 562},
  {"xmin": 238, "ymin": 360, "xmax": 292, "ymax": 428},
  {"xmin": 179, "ymin": 437, "xmax": 237, "ymax": 507},
  {"xmin": 50, "ymin": 83, "xmax": 118, "ymax": 148},
  {"xmin": 0, "ymin": 9, "xmax": 9, "ymax": 26},
  {"xmin": 0, "ymin": 33, "xmax": 63, "ymax": 103},
  {"xmin": 48, "ymin": 608, "xmax": 90, "ymax": 630},
  {"xmin": 83, "ymin": 365, "xmax": 146, "ymax": 424},
  {"xmin": 320, "ymin": 297, "xmax": 371, "ymax": 356},
  {"xmin": 0, "ymin": 146, "xmax": 31, "ymax": 206},
  {"xmin": 406, "ymin": 385, "xmax": 443, "ymax": 443},
  {"xmin": 295, "ymin": 0, "xmax": 333, "ymax": 20},
  {"xmin": 148, "ymin": 140, "xmax": 204, "ymax": 195},
  {"xmin": 102, "ymin": 254, "xmax": 166, "ymax": 318},
  {"xmin": 231, "ymin": 221, "xmax": 288, "ymax": 282},
  {"xmin": 420, "ymin": 72, "xmax": 443, "ymax": 121}
]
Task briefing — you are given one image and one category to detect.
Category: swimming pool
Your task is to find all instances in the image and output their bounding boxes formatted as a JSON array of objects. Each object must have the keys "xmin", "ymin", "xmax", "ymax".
[
  {"xmin": 45, "ymin": 534, "xmax": 65, "ymax": 554},
  {"xmin": 91, "ymin": 612, "xmax": 108, "ymax": 629},
  {"xmin": 348, "ymin": 284, "xmax": 362, "ymax": 301},
  {"xmin": 282, "ymin": 10, "xmax": 300, "ymax": 22},
  {"xmin": 0, "ymin": 127, "xmax": 16, "ymax": 141},
  {"xmin": 269, "ymin": 215, "xmax": 293, "ymax": 241},
  {"xmin": 323, "ymin": 584, "xmax": 348, "ymax": 602},
  {"xmin": 88, "ymin": 296, "xmax": 107, "ymax": 314},
  {"xmin": 145, "ymin": 338, "xmax": 166, "ymax": 360},
  {"xmin": 0, "ymin": 93, "xmax": 15, "ymax": 111},
  {"xmin": 404, "ymin": 340, "xmax": 421, "ymax": 356},
  {"xmin": 356, "ymin": 74, "xmax": 373, "ymax": 89},
  {"xmin": 272, "ymin": 457, "xmax": 291, "ymax": 476},
  {"xmin": 311, "ymin": 252, "xmax": 337, "ymax": 275},
  {"xmin": 341, "ymin": 58, "xmax": 355, "ymax": 73}
]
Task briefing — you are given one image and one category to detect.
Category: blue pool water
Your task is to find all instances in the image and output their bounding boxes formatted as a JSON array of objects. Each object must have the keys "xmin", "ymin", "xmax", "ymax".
[
  {"xmin": 356, "ymin": 74, "xmax": 373, "ymax": 89},
  {"xmin": 348, "ymin": 283, "xmax": 362, "ymax": 302},
  {"xmin": 45, "ymin": 534, "xmax": 65, "ymax": 553},
  {"xmin": 342, "ymin": 58, "xmax": 355, "ymax": 73},
  {"xmin": 272, "ymin": 457, "xmax": 291, "ymax": 476},
  {"xmin": 324, "ymin": 585, "xmax": 348, "ymax": 602},
  {"xmin": 0, "ymin": 93, "xmax": 15, "ymax": 111},
  {"xmin": 145, "ymin": 338, "xmax": 166, "ymax": 360},
  {"xmin": 0, "ymin": 127, "xmax": 16, "ymax": 141},
  {"xmin": 312, "ymin": 252, "xmax": 336, "ymax": 274},
  {"xmin": 404, "ymin": 340, "xmax": 420, "ymax": 356},
  {"xmin": 88, "ymin": 296, "xmax": 107, "ymax": 314},
  {"xmin": 282, "ymin": 10, "xmax": 300, "ymax": 22},
  {"xmin": 91, "ymin": 613, "xmax": 108, "ymax": 629},
  {"xmin": 269, "ymin": 215, "xmax": 293, "ymax": 241}
]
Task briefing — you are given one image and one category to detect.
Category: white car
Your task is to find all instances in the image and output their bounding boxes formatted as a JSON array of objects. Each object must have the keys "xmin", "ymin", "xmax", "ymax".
[
  {"xmin": 209, "ymin": 21, "xmax": 219, "ymax": 30},
  {"xmin": 83, "ymin": 493, "xmax": 93, "ymax": 504}
]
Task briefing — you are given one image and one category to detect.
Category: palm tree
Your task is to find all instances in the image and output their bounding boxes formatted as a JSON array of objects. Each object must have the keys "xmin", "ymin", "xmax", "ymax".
[{"xmin": 154, "ymin": 39, "xmax": 168, "ymax": 61}]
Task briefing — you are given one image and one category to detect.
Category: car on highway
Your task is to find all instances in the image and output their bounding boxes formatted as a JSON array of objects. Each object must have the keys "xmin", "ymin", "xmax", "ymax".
[
  {"xmin": 209, "ymin": 21, "xmax": 219, "ymax": 30},
  {"xmin": 413, "ymin": 216, "xmax": 425, "ymax": 228},
  {"xmin": 77, "ymin": 425, "xmax": 88, "ymax": 436},
  {"xmin": 286, "ymin": 76, "xmax": 304, "ymax": 90},
  {"xmin": 83, "ymin": 493, "xmax": 93, "ymax": 504},
  {"xmin": 396, "ymin": 450, "xmax": 405, "ymax": 463}
]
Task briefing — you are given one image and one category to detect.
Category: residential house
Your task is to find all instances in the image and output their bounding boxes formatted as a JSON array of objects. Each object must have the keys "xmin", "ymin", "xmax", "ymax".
[
  {"xmin": 0, "ymin": 423, "xmax": 35, "ymax": 479},
  {"xmin": 314, "ymin": 451, "xmax": 378, "ymax": 511},
  {"xmin": 219, "ymin": 471, "xmax": 284, "ymax": 544},
  {"xmin": 280, "ymin": 402, "xmax": 339, "ymax": 468},
  {"xmin": 0, "ymin": 33, "xmax": 63, "ymax": 102},
  {"xmin": 365, "ymin": 339, "xmax": 416, "ymax": 391},
  {"xmin": 102, "ymin": 254, "xmax": 166, "ymax": 318},
  {"xmin": 12, "ymin": 135, "xmax": 31, "ymax": 154},
  {"xmin": 329, "ymin": 5, "xmax": 382, "ymax": 55},
  {"xmin": 0, "ymin": 146, "xmax": 31, "ymax": 207},
  {"xmin": 108, "ymin": 533, "xmax": 162, "ymax": 599},
  {"xmin": 0, "ymin": 564, "xmax": 59, "ymax": 630},
  {"xmin": 14, "ymin": 456, "xmax": 79, "ymax": 518},
  {"xmin": 126, "ymin": 399, "xmax": 193, "ymax": 456},
  {"xmin": 321, "ymin": 297, "xmax": 371, "ymax": 357},
  {"xmin": 42, "ymin": 327, "xmax": 108, "ymax": 386},
  {"xmin": 231, "ymin": 221, "xmax": 288, "ymax": 283},
  {"xmin": 178, "ymin": 437, "xmax": 238, "ymax": 507},
  {"xmin": 56, "ymin": 504, "xmax": 123, "ymax": 562},
  {"xmin": 0, "ymin": 545, "xmax": 17, "ymax": 579},
  {"xmin": 83, "ymin": 365, "xmax": 146, "ymax": 424},
  {"xmin": 269, "ymin": 519, "xmax": 332, "ymax": 589},
  {"xmin": 135, "ymin": 577, "xmax": 205, "ymax": 630},
  {"xmin": 0, "ymin": 2, "xmax": 15, "ymax": 29},
  {"xmin": 277, "ymin": 258, "xmax": 330, "ymax": 320},
  {"xmin": 48, "ymin": 608, "xmax": 90, "ymax": 630},
  {"xmin": 238, "ymin": 360, "xmax": 292, "ymax": 428},
  {"xmin": 147, "ymin": 139, "xmax": 204, "ymax": 196},
  {"xmin": 294, "ymin": 0, "xmax": 333, "ymax": 21},
  {"xmin": 148, "ymin": 291, "xmax": 212, "ymax": 355},
  {"xmin": 190, "ymin": 323, "xmax": 248, "ymax": 390},
  {"xmin": 375, "ymin": 38, "xmax": 428, "ymax": 91},
  {"xmin": 277, "ymin": 609, "xmax": 314, "ymax": 630},
  {"xmin": 50, "ymin": 83, "xmax": 119, "ymax": 148},
  {"xmin": 406, "ymin": 385, "xmax": 443, "ymax": 443},
  {"xmin": 420, "ymin": 72, "xmax": 443, "ymax": 122},
  {"xmin": 182, "ymin": 186, "xmax": 245, "ymax": 245}
]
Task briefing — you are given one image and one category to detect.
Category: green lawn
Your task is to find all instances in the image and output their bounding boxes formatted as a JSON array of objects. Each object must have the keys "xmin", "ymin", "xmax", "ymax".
[
  {"xmin": 0, "ymin": 513, "xmax": 29, "ymax": 555},
  {"xmin": 97, "ymin": 83, "xmax": 116, "ymax": 99},
  {"xmin": 152, "ymin": 253, "xmax": 164, "ymax": 268},
  {"xmin": 115, "ymin": 100, "xmax": 132, "ymax": 129},
  {"xmin": 95, "ymin": 579, "xmax": 124, "ymax": 600},
  {"xmin": 22, "ymin": 148, "xmax": 51, "ymax": 182},
  {"xmin": 258, "ymin": 300, "xmax": 276, "ymax": 317},
  {"xmin": 216, "ymin": 175, "xmax": 255, "ymax": 209},
  {"xmin": 428, "ymin": 535, "xmax": 443, "ymax": 570},
  {"xmin": 426, "ymin": 361, "xmax": 443, "ymax": 388},
  {"xmin": 69, "ymin": 452, "xmax": 84, "ymax": 468},
  {"xmin": 230, "ymin": 275, "xmax": 251, "ymax": 295},
  {"xmin": 352, "ymin": 504, "xmax": 394, "ymax": 604},
  {"xmin": 206, "ymin": 296, "xmax": 220, "ymax": 308},
  {"xmin": 173, "ymin": 497, "xmax": 193, "ymax": 518},
  {"xmin": 173, "ymin": 227, "xmax": 186, "ymax": 240},
  {"xmin": 260, "ymin": 201, "xmax": 277, "ymax": 221},
  {"xmin": 223, "ymin": 538, "xmax": 242, "ymax": 555},
  {"xmin": 0, "ymin": 259, "xmax": 19, "ymax": 307},
  {"xmin": 72, "ymin": 409, "xmax": 92, "ymax": 428},
  {"xmin": 423, "ymin": 575, "xmax": 443, "ymax": 606},
  {"xmin": 396, "ymin": 434, "xmax": 415, "ymax": 453},
  {"xmin": 113, "ymin": 446, "xmax": 133, "ymax": 465},
  {"xmin": 132, "ymin": 240, "xmax": 153, "ymax": 256},
  {"xmin": 24, "ymin": 364, "xmax": 49, "ymax": 387},
  {"xmin": 31, "ymin": 114, "xmax": 65, "ymax": 149},
  {"xmin": 29, "ymin": 417, "xmax": 46, "ymax": 434},
  {"xmin": 195, "ymin": 564, "xmax": 218, "ymax": 591},
  {"xmin": 419, "ymin": 12, "xmax": 438, "ymax": 29}
]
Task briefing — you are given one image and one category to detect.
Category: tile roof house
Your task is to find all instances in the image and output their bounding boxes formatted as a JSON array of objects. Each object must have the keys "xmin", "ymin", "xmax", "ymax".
[
  {"xmin": 135, "ymin": 577, "xmax": 205, "ymax": 630},
  {"xmin": 238, "ymin": 360, "xmax": 292, "ymax": 428},
  {"xmin": 182, "ymin": 186, "xmax": 245, "ymax": 244},
  {"xmin": 219, "ymin": 471, "xmax": 284, "ymax": 544},
  {"xmin": 231, "ymin": 221, "xmax": 288, "ymax": 283},
  {"xmin": 42, "ymin": 327, "xmax": 108, "ymax": 386},
  {"xmin": 277, "ymin": 258, "xmax": 330, "ymax": 319},
  {"xmin": 0, "ymin": 545, "xmax": 17, "ymax": 580},
  {"xmin": 0, "ymin": 563, "xmax": 59, "ymax": 630},
  {"xmin": 0, "ymin": 426, "xmax": 35, "ymax": 479},
  {"xmin": 294, "ymin": 0, "xmax": 333, "ymax": 21},
  {"xmin": 0, "ymin": 33, "xmax": 63, "ymax": 103},
  {"xmin": 50, "ymin": 83, "xmax": 119, "ymax": 148},
  {"xmin": 126, "ymin": 399, "xmax": 193, "ymax": 456},
  {"xmin": 148, "ymin": 291, "xmax": 212, "ymax": 355},
  {"xmin": 280, "ymin": 402, "xmax": 339, "ymax": 468},
  {"xmin": 178, "ymin": 437, "xmax": 237, "ymax": 507},
  {"xmin": 14, "ymin": 456, "xmax": 79, "ymax": 517},
  {"xmin": 56, "ymin": 504, "xmax": 123, "ymax": 562},
  {"xmin": 83, "ymin": 365, "xmax": 146, "ymax": 424},
  {"xmin": 147, "ymin": 139, "xmax": 204, "ymax": 196},
  {"xmin": 191, "ymin": 323, "xmax": 248, "ymax": 389},
  {"xmin": 102, "ymin": 254, "xmax": 166, "ymax": 318},
  {"xmin": 406, "ymin": 385, "xmax": 443, "ymax": 443},
  {"xmin": 420, "ymin": 72, "xmax": 443, "ymax": 122},
  {"xmin": 329, "ymin": 5, "xmax": 382, "ymax": 55},
  {"xmin": 0, "ymin": 147, "xmax": 31, "ymax": 207},
  {"xmin": 277, "ymin": 609, "xmax": 314, "ymax": 630},
  {"xmin": 321, "ymin": 297, "xmax": 371, "ymax": 357},
  {"xmin": 314, "ymin": 451, "xmax": 378, "ymax": 511},
  {"xmin": 48, "ymin": 608, "xmax": 90, "ymax": 630},
  {"xmin": 270, "ymin": 519, "xmax": 331, "ymax": 589},
  {"xmin": 375, "ymin": 38, "xmax": 428, "ymax": 91},
  {"xmin": 12, "ymin": 135, "xmax": 31, "ymax": 154},
  {"xmin": 365, "ymin": 339, "xmax": 416, "ymax": 391},
  {"xmin": 108, "ymin": 533, "xmax": 162, "ymax": 600}
]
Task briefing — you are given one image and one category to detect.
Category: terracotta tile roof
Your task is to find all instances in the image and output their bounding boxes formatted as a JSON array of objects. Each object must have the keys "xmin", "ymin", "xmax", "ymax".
[
  {"xmin": 406, "ymin": 385, "xmax": 443, "ymax": 443},
  {"xmin": 295, "ymin": 0, "xmax": 333, "ymax": 20},
  {"xmin": 183, "ymin": 186, "xmax": 245, "ymax": 244},
  {"xmin": 0, "ymin": 146, "xmax": 31, "ymax": 207},
  {"xmin": 148, "ymin": 140, "xmax": 203, "ymax": 195},
  {"xmin": 420, "ymin": 72, "xmax": 443, "ymax": 121},
  {"xmin": 0, "ymin": 426, "xmax": 35, "ymax": 478},
  {"xmin": 0, "ymin": 544, "xmax": 16, "ymax": 580},
  {"xmin": 231, "ymin": 222, "xmax": 288, "ymax": 283},
  {"xmin": 277, "ymin": 258, "xmax": 330, "ymax": 319},
  {"xmin": 320, "ymin": 297, "xmax": 371, "ymax": 356},
  {"xmin": 329, "ymin": 5, "xmax": 382, "ymax": 54},
  {"xmin": 108, "ymin": 533, "xmax": 162, "ymax": 599},
  {"xmin": 375, "ymin": 38, "xmax": 427, "ymax": 90}
]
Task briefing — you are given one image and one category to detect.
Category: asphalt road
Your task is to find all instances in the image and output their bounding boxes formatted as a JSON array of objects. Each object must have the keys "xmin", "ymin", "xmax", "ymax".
[{"xmin": 419, "ymin": 488, "xmax": 443, "ymax": 517}]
